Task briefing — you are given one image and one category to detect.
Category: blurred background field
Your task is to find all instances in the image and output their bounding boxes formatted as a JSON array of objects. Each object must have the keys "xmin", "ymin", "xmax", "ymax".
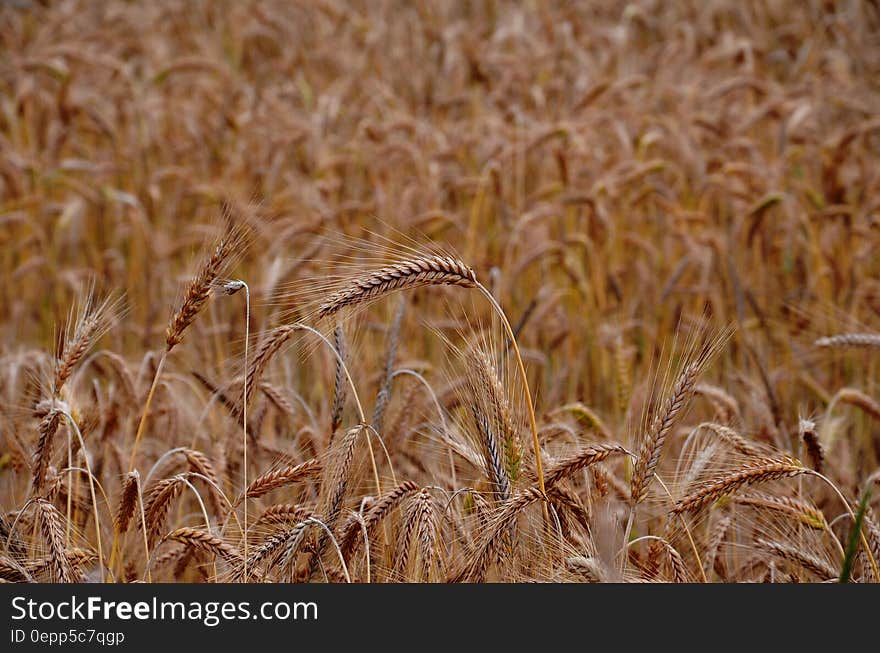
[{"xmin": 1, "ymin": 1, "xmax": 879, "ymax": 582}]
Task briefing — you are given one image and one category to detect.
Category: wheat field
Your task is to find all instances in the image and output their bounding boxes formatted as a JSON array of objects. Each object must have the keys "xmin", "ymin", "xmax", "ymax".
[{"xmin": 1, "ymin": 0, "xmax": 879, "ymax": 583}]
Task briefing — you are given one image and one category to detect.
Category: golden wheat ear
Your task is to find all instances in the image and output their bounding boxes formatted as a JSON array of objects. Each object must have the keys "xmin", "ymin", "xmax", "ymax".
[
  {"xmin": 316, "ymin": 254, "xmax": 477, "ymax": 318},
  {"xmin": 312, "ymin": 250, "xmax": 550, "ymax": 506},
  {"xmin": 672, "ymin": 455, "xmax": 808, "ymax": 515},
  {"xmin": 165, "ymin": 218, "xmax": 248, "ymax": 351},
  {"xmin": 630, "ymin": 325, "xmax": 733, "ymax": 507},
  {"xmin": 53, "ymin": 288, "xmax": 125, "ymax": 396},
  {"xmin": 127, "ymin": 218, "xmax": 248, "ymax": 474}
]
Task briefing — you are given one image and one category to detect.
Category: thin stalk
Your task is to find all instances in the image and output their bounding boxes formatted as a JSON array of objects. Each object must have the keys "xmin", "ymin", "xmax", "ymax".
[
  {"xmin": 392, "ymin": 369, "xmax": 455, "ymax": 487},
  {"xmin": 291, "ymin": 323, "xmax": 380, "ymax": 496},
  {"xmin": 111, "ymin": 351, "xmax": 166, "ymax": 578},
  {"xmin": 59, "ymin": 412, "xmax": 105, "ymax": 582},
  {"xmin": 135, "ymin": 471, "xmax": 152, "ymax": 583},
  {"xmin": 128, "ymin": 352, "xmax": 167, "ymax": 472},
  {"xmin": 239, "ymin": 282, "xmax": 250, "ymax": 582},
  {"xmin": 305, "ymin": 517, "xmax": 351, "ymax": 583},
  {"xmin": 806, "ymin": 470, "xmax": 879, "ymax": 578}
]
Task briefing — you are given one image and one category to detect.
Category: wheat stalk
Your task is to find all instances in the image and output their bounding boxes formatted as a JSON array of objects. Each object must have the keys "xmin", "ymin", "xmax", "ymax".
[{"xmin": 317, "ymin": 253, "xmax": 549, "ymax": 511}]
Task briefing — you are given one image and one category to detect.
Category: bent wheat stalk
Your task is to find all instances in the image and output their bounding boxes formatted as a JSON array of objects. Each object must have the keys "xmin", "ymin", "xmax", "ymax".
[
  {"xmin": 673, "ymin": 456, "xmax": 808, "ymax": 514},
  {"xmin": 317, "ymin": 254, "xmax": 548, "ymax": 503}
]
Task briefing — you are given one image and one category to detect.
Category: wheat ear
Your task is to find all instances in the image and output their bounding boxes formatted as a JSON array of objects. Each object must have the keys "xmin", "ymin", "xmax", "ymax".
[
  {"xmin": 166, "ymin": 527, "xmax": 243, "ymax": 567},
  {"xmin": 544, "ymin": 443, "xmax": 628, "ymax": 489},
  {"xmin": 35, "ymin": 500, "xmax": 71, "ymax": 583},
  {"xmin": 233, "ymin": 458, "xmax": 321, "ymax": 505},
  {"xmin": 340, "ymin": 480, "xmax": 418, "ymax": 562},
  {"xmin": 798, "ymin": 418, "xmax": 824, "ymax": 473},
  {"xmin": 450, "ymin": 487, "xmax": 546, "ymax": 582},
  {"xmin": 673, "ymin": 456, "xmax": 807, "ymax": 514},
  {"xmin": 317, "ymin": 255, "xmax": 478, "ymax": 318},
  {"xmin": 330, "ymin": 324, "xmax": 348, "ymax": 437},
  {"xmin": 317, "ymin": 254, "xmax": 548, "ymax": 510},
  {"xmin": 756, "ymin": 537, "xmax": 837, "ymax": 580},
  {"xmin": 115, "ymin": 471, "xmax": 139, "ymax": 535},
  {"xmin": 735, "ymin": 493, "xmax": 827, "ymax": 530},
  {"xmin": 814, "ymin": 333, "xmax": 880, "ymax": 349},
  {"xmin": 471, "ymin": 347, "xmax": 521, "ymax": 482},
  {"xmin": 129, "ymin": 223, "xmax": 243, "ymax": 474},
  {"xmin": 631, "ymin": 360, "xmax": 702, "ymax": 506}
]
